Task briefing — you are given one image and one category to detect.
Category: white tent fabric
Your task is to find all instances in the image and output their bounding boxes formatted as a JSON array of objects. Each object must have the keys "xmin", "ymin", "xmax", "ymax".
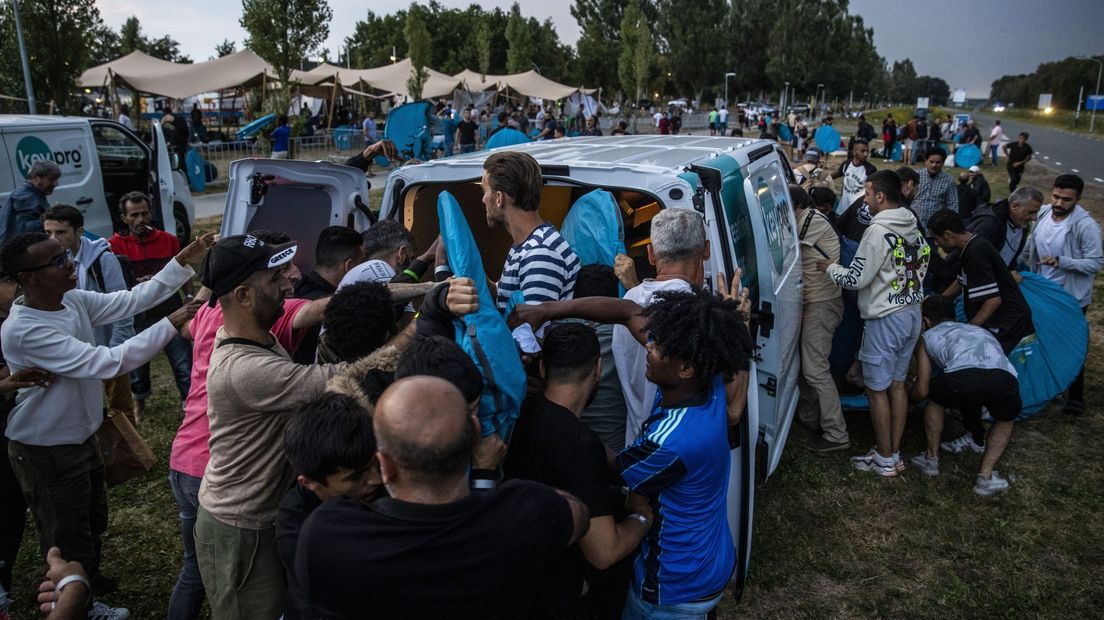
[
  {"xmin": 79, "ymin": 50, "xmax": 188, "ymax": 89},
  {"xmin": 454, "ymin": 69, "xmax": 594, "ymax": 101},
  {"xmin": 80, "ymin": 49, "xmax": 279, "ymax": 99},
  {"xmin": 305, "ymin": 59, "xmax": 459, "ymax": 99}
]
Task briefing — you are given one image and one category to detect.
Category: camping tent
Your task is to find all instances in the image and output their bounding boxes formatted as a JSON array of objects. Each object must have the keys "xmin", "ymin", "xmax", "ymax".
[
  {"xmin": 80, "ymin": 49, "xmax": 290, "ymax": 100},
  {"xmin": 306, "ymin": 59, "xmax": 460, "ymax": 99}
]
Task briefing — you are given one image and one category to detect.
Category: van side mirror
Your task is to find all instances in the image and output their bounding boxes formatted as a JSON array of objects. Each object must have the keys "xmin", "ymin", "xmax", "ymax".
[{"xmin": 170, "ymin": 153, "xmax": 180, "ymax": 170}]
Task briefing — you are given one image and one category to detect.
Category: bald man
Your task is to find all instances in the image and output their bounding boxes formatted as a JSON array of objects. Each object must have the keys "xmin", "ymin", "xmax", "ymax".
[{"xmin": 296, "ymin": 376, "xmax": 589, "ymax": 620}]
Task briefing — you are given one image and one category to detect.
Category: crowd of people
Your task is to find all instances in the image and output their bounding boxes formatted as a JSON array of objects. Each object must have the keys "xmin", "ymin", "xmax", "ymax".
[{"xmin": 0, "ymin": 118, "xmax": 1099, "ymax": 620}]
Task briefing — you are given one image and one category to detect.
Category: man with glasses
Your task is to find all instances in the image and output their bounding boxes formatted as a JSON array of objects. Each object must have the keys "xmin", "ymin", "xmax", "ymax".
[{"xmin": 0, "ymin": 230, "xmax": 212, "ymax": 618}]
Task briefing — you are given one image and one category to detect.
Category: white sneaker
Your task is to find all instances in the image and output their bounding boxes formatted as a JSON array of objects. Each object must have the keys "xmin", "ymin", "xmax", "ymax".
[
  {"xmin": 852, "ymin": 451, "xmax": 898, "ymax": 477},
  {"xmin": 88, "ymin": 600, "xmax": 129, "ymax": 620},
  {"xmin": 910, "ymin": 453, "xmax": 940, "ymax": 477},
  {"xmin": 940, "ymin": 433, "xmax": 985, "ymax": 454},
  {"xmin": 973, "ymin": 471, "xmax": 1011, "ymax": 496}
]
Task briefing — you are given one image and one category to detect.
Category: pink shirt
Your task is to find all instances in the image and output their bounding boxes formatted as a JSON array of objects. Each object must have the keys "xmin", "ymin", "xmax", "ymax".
[{"xmin": 169, "ymin": 298, "xmax": 310, "ymax": 477}]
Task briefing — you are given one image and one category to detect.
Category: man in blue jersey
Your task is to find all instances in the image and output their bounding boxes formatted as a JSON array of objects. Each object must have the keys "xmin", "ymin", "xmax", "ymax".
[
  {"xmin": 510, "ymin": 276, "xmax": 753, "ymax": 618},
  {"xmin": 480, "ymin": 151, "xmax": 580, "ymax": 312}
]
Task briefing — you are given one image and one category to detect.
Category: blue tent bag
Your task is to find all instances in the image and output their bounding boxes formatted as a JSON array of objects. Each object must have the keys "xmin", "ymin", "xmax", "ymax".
[
  {"xmin": 185, "ymin": 148, "xmax": 206, "ymax": 193},
  {"xmin": 952, "ymin": 272, "xmax": 1086, "ymax": 418},
  {"xmin": 778, "ymin": 123, "xmax": 792, "ymax": 141},
  {"xmin": 891, "ymin": 142, "xmax": 903, "ymax": 162},
  {"xmin": 437, "ymin": 191, "xmax": 528, "ymax": 440},
  {"xmin": 385, "ymin": 101, "xmax": 434, "ymax": 161},
  {"xmin": 486, "ymin": 128, "xmax": 530, "ymax": 150},
  {"xmin": 815, "ymin": 125, "xmax": 842, "ymax": 154},
  {"xmin": 954, "ymin": 144, "xmax": 982, "ymax": 168},
  {"xmin": 560, "ymin": 189, "xmax": 626, "ymax": 267}
]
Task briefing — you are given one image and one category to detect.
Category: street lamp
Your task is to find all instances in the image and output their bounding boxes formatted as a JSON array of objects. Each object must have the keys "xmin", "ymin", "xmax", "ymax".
[
  {"xmin": 724, "ymin": 72, "xmax": 736, "ymax": 109},
  {"xmin": 11, "ymin": 0, "xmax": 35, "ymax": 113},
  {"xmin": 815, "ymin": 83, "xmax": 825, "ymax": 118},
  {"xmin": 1077, "ymin": 56, "xmax": 1103, "ymax": 133},
  {"xmin": 781, "ymin": 81, "xmax": 789, "ymax": 112}
]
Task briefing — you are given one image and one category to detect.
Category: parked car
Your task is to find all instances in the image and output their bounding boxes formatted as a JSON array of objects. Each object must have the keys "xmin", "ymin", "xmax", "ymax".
[
  {"xmin": 790, "ymin": 103, "xmax": 811, "ymax": 116},
  {"xmin": 220, "ymin": 135, "xmax": 803, "ymax": 600},
  {"xmin": 0, "ymin": 115, "xmax": 195, "ymax": 244}
]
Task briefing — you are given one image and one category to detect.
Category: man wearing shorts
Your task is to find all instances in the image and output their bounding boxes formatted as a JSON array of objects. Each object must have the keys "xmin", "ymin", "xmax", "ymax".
[
  {"xmin": 819, "ymin": 170, "xmax": 930, "ymax": 477},
  {"xmin": 909, "ymin": 295, "xmax": 1018, "ymax": 496}
]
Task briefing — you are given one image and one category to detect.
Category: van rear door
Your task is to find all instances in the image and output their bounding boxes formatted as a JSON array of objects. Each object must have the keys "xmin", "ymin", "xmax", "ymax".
[
  {"xmin": 695, "ymin": 153, "xmax": 802, "ymax": 477},
  {"xmin": 149, "ymin": 120, "xmax": 177, "ymax": 237}
]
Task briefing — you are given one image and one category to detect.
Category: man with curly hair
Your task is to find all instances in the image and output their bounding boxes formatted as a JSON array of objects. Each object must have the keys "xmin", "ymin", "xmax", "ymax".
[{"xmin": 509, "ymin": 281, "xmax": 753, "ymax": 618}]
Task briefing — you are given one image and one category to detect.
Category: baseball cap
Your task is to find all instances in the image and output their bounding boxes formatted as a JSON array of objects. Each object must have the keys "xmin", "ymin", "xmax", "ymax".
[
  {"xmin": 968, "ymin": 165, "xmax": 980, "ymax": 173},
  {"xmin": 804, "ymin": 148, "xmax": 821, "ymax": 162},
  {"xmin": 199, "ymin": 234, "xmax": 297, "ymax": 306}
]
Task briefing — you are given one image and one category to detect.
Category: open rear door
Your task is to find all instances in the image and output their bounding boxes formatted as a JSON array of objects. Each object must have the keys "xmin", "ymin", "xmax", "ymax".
[
  {"xmin": 739, "ymin": 158, "xmax": 802, "ymax": 476},
  {"xmin": 221, "ymin": 159, "xmax": 373, "ymax": 275},
  {"xmin": 149, "ymin": 120, "xmax": 176, "ymax": 237}
]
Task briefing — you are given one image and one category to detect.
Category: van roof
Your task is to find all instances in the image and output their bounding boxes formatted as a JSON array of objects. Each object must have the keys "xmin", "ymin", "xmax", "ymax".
[
  {"xmin": 0, "ymin": 115, "xmax": 89, "ymax": 128},
  {"xmin": 418, "ymin": 135, "xmax": 769, "ymax": 174}
]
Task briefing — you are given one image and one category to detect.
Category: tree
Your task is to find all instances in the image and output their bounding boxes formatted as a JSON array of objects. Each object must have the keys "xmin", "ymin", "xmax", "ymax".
[
  {"xmin": 657, "ymin": 0, "xmax": 725, "ymax": 103},
  {"xmin": 572, "ymin": 0, "xmax": 654, "ymax": 94},
  {"xmin": 890, "ymin": 59, "xmax": 918, "ymax": 104},
  {"xmin": 404, "ymin": 6, "xmax": 431, "ymax": 100},
  {"xmin": 146, "ymin": 35, "xmax": 191, "ymax": 63},
  {"xmin": 89, "ymin": 23, "xmax": 121, "ymax": 66},
  {"xmin": 618, "ymin": 0, "xmax": 653, "ymax": 128},
  {"xmin": 114, "ymin": 15, "xmax": 190, "ymax": 62},
  {"xmin": 215, "ymin": 39, "xmax": 238, "ymax": 58},
  {"xmin": 475, "ymin": 19, "xmax": 492, "ymax": 78},
  {"xmin": 0, "ymin": 0, "xmax": 103, "ymax": 112},
  {"xmin": 119, "ymin": 16, "xmax": 143, "ymax": 55},
  {"xmin": 241, "ymin": 0, "xmax": 333, "ymax": 86},
  {"xmin": 915, "ymin": 75, "xmax": 950, "ymax": 106},
  {"xmin": 504, "ymin": 3, "xmax": 534, "ymax": 74}
]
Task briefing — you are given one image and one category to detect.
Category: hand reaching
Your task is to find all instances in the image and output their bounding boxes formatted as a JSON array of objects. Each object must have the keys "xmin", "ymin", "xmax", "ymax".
[{"xmin": 176, "ymin": 232, "xmax": 218, "ymax": 266}]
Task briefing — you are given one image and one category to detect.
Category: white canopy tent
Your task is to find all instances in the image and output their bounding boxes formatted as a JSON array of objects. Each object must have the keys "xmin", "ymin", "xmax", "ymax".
[
  {"xmin": 305, "ymin": 59, "xmax": 460, "ymax": 99},
  {"xmin": 453, "ymin": 68, "xmax": 595, "ymax": 101}
]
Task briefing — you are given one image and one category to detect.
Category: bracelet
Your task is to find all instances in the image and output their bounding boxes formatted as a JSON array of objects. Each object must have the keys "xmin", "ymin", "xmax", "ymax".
[
  {"xmin": 627, "ymin": 513, "xmax": 649, "ymax": 526},
  {"xmin": 55, "ymin": 573, "xmax": 91, "ymax": 604},
  {"xmin": 403, "ymin": 269, "xmax": 421, "ymax": 282},
  {"xmin": 471, "ymin": 479, "xmax": 496, "ymax": 490}
]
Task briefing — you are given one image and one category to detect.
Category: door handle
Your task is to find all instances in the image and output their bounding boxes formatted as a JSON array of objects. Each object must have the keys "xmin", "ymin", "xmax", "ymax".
[{"xmin": 76, "ymin": 197, "xmax": 94, "ymax": 205}]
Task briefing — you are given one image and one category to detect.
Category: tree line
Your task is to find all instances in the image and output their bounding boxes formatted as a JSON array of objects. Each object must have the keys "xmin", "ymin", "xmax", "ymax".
[
  {"xmin": 990, "ymin": 55, "xmax": 1104, "ymax": 110},
  {"xmin": 0, "ymin": 0, "xmax": 954, "ymax": 114}
]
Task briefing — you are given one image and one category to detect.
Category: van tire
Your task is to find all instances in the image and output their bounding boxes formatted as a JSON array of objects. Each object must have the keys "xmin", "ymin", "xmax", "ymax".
[{"xmin": 174, "ymin": 204, "xmax": 192, "ymax": 246}]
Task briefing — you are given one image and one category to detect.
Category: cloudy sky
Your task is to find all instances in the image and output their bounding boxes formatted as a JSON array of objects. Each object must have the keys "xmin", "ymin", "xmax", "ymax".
[{"xmin": 98, "ymin": 0, "xmax": 1103, "ymax": 98}]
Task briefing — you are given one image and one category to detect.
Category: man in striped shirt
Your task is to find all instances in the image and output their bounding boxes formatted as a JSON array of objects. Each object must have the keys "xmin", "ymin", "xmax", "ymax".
[{"xmin": 481, "ymin": 151, "xmax": 580, "ymax": 311}]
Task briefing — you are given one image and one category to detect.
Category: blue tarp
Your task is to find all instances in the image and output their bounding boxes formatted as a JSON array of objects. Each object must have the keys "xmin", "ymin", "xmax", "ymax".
[
  {"xmin": 384, "ymin": 101, "xmax": 434, "ymax": 161},
  {"xmin": 560, "ymin": 189, "xmax": 626, "ymax": 268},
  {"xmin": 486, "ymin": 128, "xmax": 530, "ymax": 150},
  {"xmin": 437, "ymin": 191, "xmax": 527, "ymax": 440},
  {"xmin": 815, "ymin": 125, "xmax": 842, "ymax": 154},
  {"xmin": 235, "ymin": 114, "xmax": 276, "ymax": 140}
]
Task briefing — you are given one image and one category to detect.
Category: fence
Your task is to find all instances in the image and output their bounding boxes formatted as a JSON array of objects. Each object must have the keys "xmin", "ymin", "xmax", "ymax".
[{"xmin": 194, "ymin": 129, "xmax": 369, "ymax": 185}]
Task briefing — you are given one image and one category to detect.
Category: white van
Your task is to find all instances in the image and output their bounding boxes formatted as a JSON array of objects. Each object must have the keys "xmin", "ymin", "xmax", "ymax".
[
  {"xmin": 0, "ymin": 115, "xmax": 195, "ymax": 243},
  {"xmin": 220, "ymin": 135, "xmax": 802, "ymax": 599}
]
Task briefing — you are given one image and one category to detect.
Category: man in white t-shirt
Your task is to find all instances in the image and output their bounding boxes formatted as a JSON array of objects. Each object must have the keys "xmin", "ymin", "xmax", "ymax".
[
  {"xmin": 653, "ymin": 110, "xmax": 663, "ymax": 129},
  {"xmin": 987, "ymin": 120, "xmax": 1004, "ymax": 166},
  {"xmin": 831, "ymin": 139, "xmax": 877, "ymax": 210},
  {"xmin": 611, "ymin": 209, "xmax": 708, "ymax": 445}
]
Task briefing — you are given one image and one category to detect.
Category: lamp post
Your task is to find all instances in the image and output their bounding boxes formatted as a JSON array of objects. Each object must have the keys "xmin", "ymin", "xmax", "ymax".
[
  {"xmin": 781, "ymin": 81, "xmax": 789, "ymax": 113},
  {"xmin": 815, "ymin": 83, "xmax": 825, "ymax": 118},
  {"xmin": 11, "ymin": 0, "xmax": 36, "ymax": 114},
  {"xmin": 1077, "ymin": 56, "xmax": 1102, "ymax": 133},
  {"xmin": 724, "ymin": 72, "xmax": 736, "ymax": 109}
]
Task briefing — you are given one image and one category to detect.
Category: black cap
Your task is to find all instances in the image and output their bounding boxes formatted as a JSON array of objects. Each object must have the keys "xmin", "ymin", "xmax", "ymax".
[{"xmin": 199, "ymin": 234, "xmax": 297, "ymax": 306}]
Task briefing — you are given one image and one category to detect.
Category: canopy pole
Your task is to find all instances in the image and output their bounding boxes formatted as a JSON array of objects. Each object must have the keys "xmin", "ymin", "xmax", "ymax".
[{"xmin": 326, "ymin": 79, "xmax": 338, "ymax": 131}]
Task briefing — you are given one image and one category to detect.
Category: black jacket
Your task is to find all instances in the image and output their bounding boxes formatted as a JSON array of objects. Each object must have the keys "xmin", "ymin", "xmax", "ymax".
[{"xmin": 968, "ymin": 200, "xmax": 1026, "ymax": 269}]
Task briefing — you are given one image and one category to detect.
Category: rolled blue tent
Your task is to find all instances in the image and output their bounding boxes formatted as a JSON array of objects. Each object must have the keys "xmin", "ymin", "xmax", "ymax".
[
  {"xmin": 437, "ymin": 191, "xmax": 528, "ymax": 440},
  {"xmin": 954, "ymin": 144, "xmax": 982, "ymax": 168},
  {"xmin": 778, "ymin": 123, "xmax": 793, "ymax": 142},
  {"xmin": 235, "ymin": 113, "xmax": 276, "ymax": 140},
  {"xmin": 384, "ymin": 101, "xmax": 434, "ymax": 161},
  {"xmin": 560, "ymin": 189, "xmax": 626, "ymax": 268},
  {"xmin": 815, "ymin": 125, "xmax": 842, "ymax": 154},
  {"xmin": 486, "ymin": 128, "xmax": 530, "ymax": 150},
  {"xmin": 184, "ymin": 148, "xmax": 206, "ymax": 193}
]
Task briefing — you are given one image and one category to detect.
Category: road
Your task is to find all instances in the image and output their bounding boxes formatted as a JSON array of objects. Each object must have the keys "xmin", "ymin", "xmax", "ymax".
[
  {"xmin": 193, "ymin": 191, "xmax": 227, "ymax": 219},
  {"xmin": 972, "ymin": 110, "xmax": 1104, "ymax": 188}
]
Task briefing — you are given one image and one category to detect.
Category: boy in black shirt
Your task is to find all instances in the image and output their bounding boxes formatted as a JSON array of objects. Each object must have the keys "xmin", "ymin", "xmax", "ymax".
[
  {"xmin": 505, "ymin": 323, "xmax": 652, "ymax": 619},
  {"xmin": 929, "ymin": 208, "xmax": 1034, "ymax": 452}
]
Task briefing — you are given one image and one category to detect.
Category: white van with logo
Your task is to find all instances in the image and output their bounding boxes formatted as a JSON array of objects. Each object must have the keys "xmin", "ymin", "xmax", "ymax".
[
  {"xmin": 219, "ymin": 135, "xmax": 803, "ymax": 600},
  {"xmin": 0, "ymin": 115, "xmax": 195, "ymax": 243}
]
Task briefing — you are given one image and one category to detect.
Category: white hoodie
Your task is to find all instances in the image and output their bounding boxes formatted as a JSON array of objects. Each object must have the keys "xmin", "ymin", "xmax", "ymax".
[{"xmin": 826, "ymin": 206, "xmax": 930, "ymax": 319}]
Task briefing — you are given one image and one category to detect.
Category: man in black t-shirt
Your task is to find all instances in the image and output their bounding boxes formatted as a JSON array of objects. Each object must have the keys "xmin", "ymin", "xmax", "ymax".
[
  {"xmin": 505, "ymin": 323, "xmax": 652, "ymax": 619},
  {"xmin": 929, "ymin": 209, "xmax": 1034, "ymax": 452},
  {"xmin": 455, "ymin": 108, "xmax": 479, "ymax": 153},
  {"xmin": 1003, "ymin": 132, "xmax": 1034, "ymax": 192},
  {"xmin": 296, "ymin": 376, "xmax": 590, "ymax": 620}
]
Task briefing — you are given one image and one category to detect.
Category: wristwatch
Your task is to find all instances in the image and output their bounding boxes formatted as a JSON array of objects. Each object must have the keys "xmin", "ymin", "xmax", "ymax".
[{"xmin": 627, "ymin": 513, "xmax": 649, "ymax": 526}]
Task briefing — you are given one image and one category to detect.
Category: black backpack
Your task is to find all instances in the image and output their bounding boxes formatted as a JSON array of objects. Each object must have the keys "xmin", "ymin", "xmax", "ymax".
[{"xmin": 88, "ymin": 251, "xmax": 138, "ymax": 292}]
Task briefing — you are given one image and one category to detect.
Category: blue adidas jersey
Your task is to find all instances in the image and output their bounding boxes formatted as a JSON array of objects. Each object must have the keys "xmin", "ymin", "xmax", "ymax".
[{"xmin": 617, "ymin": 375, "xmax": 736, "ymax": 606}]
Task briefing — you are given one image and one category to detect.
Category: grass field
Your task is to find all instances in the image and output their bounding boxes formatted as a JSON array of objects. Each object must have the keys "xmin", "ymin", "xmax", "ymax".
[{"xmin": 5, "ymin": 141, "xmax": 1103, "ymax": 619}]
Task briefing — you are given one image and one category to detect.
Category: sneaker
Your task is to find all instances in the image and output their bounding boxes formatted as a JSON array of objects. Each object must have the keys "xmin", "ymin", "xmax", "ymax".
[
  {"xmin": 910, "ymin": 453, "xmax": 940, "ymax": 477},
  {"xmin": 88, "ymin": 601, "xmax": 129, "ymax": 620},
  {"xmin": 852, "ymin": 451, "xmax": 898, "ymax": 477},
  {"xmin": 973, "ymin": 471, "xmax": 1011, "ymax": 496},
  {"xmin": 940, "ymin": 433, "xmax": 985, "ymax": 455},
  {"xmin": 809, "ymin": 436, "xmax": 850, "ymax": 453},
  {"xmin": 1063, "ymin": 399, "xmax": 1085, "ymax": 416}
]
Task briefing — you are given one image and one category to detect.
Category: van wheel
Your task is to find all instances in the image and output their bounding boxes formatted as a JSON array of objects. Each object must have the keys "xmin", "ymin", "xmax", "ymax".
[{"xmin": 174, "ymin": 204, "xmax": 191, "ymax": 246}]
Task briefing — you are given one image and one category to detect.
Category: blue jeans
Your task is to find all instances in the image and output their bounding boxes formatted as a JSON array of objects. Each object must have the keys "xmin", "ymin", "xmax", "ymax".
[
  {"xmin": 168, "ymin": 470, "xmax": 204, "ymax": 620},
  {"xmin": 460, "ymin": 143, "xmax": 476, "ymax": 153},
  {"xmin": 990, "ymin": 145, "xmax": 999, "ymax": 165},
  {"xmin": 622, "ymin": 590, "xmax": 723, "ymax": 620},
  {"xmin": 131, "ymin": 321, "xmax": 192, "ymax": 401}
]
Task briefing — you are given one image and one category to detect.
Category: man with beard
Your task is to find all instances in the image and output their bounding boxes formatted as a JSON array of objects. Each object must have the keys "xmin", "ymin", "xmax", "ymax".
[
  {"xmin": 504, "ymin": 322, "xmax": 653, "ymax": 619},
  {"xmin": 0, "ymin": 160, "xmax": 59, "ymax": 243},
  {"xmin": 481, "ymin": 151, "xmax": 580, "ymax": 312}
]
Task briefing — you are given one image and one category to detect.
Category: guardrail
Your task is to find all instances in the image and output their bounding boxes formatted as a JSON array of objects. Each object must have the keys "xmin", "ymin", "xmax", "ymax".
[{"xmin": 194, "ymin": 129, "xmax": 369, "ymax": 183}]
